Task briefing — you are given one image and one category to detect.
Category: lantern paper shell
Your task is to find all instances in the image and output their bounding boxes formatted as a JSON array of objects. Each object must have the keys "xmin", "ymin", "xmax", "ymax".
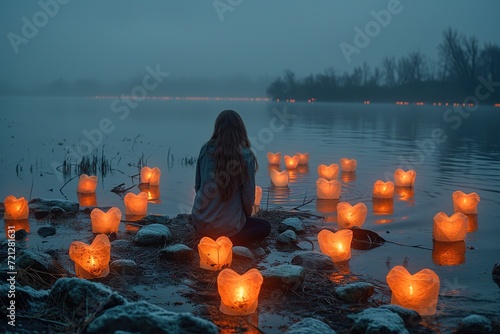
[
  {"xmin": 69, "ymin": 234, "xmax": 111, "ymax": 279},
  {"xmin": 432, "ymin": 240, "xmax": 466, "ymax": 266},
  {"xmin": 317, "ymin": 164, "xmax": 339, "ymax": 180},
  {"xmin": 217, "ymin": 268, "xmax": 263, "ymax": 315},
  {"xmin": 140, "ymin": 167, "xmax": 161, "ymax": 186},
  {"xmin": 254, "ymin": 186, "xmax": 262, "ymax": 206},
  {"xmin": 3, "ymin": 196, "xmax": 29, "ymax": 220},
  {"xmin": 337, "ymin": 202, "xmax": 368, "ymax": 229},
  {"xmin": 386, "ymin": 266, "xmax": 440, "ymax": 316},
  {"xmin": 452, "ymin": 191, "xmax": 480, "ymax": 214},
  {"xmin": 372, "ymin": 180, "xmax": 394, "ymax": 199},
  {"xmin": 198, "ymin": 236, "xmax": 233, "ymax": 271},
  {"xmin": 340, "ymin": 158, "xmax": 357, "ymax": 172},
  {"xmin": 124, "ymin": 192, "xmax": 149, "ymax": 216},
  {"xmin": 270, "ymin": 169, "xmax": 289, "ymax": 187},
  {"xmin": 78, "ymin": 193, "xmax": 97, "ymax": 207},
  {"xmin": 267, "ymin": 152, "xmax": 281, "ymax": 165},
  {"xmin": 284, "ymin": 155, "xmax": 300, "ymax": 170},
  {"xmin": 432, "ymin": 212, "xmax": 468, "ymax": 242},
  {"xmin": 318, "ymin": 229, "xmax": 353, "ymax": 262},
  {"xmin": 91, "ymin": 207, "xmax": 122, "ymax": 234},
  {"xmin": 394, "ymin": 169, "xmax": 416, "ymax": 187},
  {"xmin": 316, "ymin": 178, "xmax": 341, "ymax": 200},
  {"xmin": 295, "ymin": 152, "xmax": 310, "ymax": 165},
  {"xmin": 77, "ymin": 174, "xmax": 98, "ymax": 194}
]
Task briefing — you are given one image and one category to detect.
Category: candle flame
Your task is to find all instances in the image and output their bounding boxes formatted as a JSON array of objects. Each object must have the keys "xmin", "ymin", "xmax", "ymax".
[
  {"xmin": 337, "ymin": 242, "xmax": 344, "ymax": 252},
  {"xmin": 409, "ymin": 284, "xmax": 413, "ymax": 296},
  {"xmin": 235, "ymin": 286, "xmax": 246, "ymax": 302},
  {"xmin": 90, "ymin": 256, "xmax": 96, "ymax": 266}
]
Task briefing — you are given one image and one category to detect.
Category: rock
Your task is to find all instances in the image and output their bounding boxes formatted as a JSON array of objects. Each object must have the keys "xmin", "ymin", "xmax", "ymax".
[
  {"xmin": 278, "ymin": 217, "xmax": 305, "ymax": 234},
  {"xmin": 49, "ymin": 278, "xmax": 126, "ymax": 318},
  {"xmin": 287, "ymin": 318, "xmax": 337, "ymax": 334},
  {"xmin": 37, "ymin": 226, "xmax": 56, "ymax": 238},
  {"xmin": 232, "ymin": 246, "xmax": 255, "ymax": 260},
  {"xmin": 457, "ymin": 315, "xmax": 492, "ymax": 334},
  {"xmin": 350, "ymin": 308, "xmax": 408, "ymax": 334},
  {"xmin": 335, "ymin": 282, "xmax": 374, "ymax": 303},
  {"xmin": 0, "ymin": 283, "xmax": 48, "ymax": 311},
  {"xmin": 277, "ymin": 230, "xmax": 298, "ymax": 244},
  {"xmin": 492, "ymin": 262, "xmax": 500, "ymax": 288},
  {"xmin": 291, "ymin": 252, "xmax": 335, "ymax": 270},
  {"xmin": 17, "ymin": 249, "xmax": 56, "ymax": 272},
  {"xmin": 111, "ymin": 239, "xmax": 134, "ymax": 252},
  {"xmin": 29, "ymin": 198, "xmax": 79, "ymax": 216},
  {"xmin": 158, "ymin": 244, "xmax": 194, "ymax": 262},
  {"xmin": 136, "ymin": 214, "xmax": 171, "ymax": 226},
  {"xmin": 262, "ymin": 264, "xmax": 305, "ymax": 291},
  {"xmin": 253, "ymin": 247, "xmax": 267, "ymax": 257},
  {"xmin": 378, "ymin": 305, "xmax": 421, "ymax": 326},
  {"xmin": 134, "ymin": 224, "xmax": 172, "ymax": 246},
  {"xmin": 110, "ymin": 259, "xmax": 141, "ymax": 275},
  {"xmin": 15, "ymin": 229, "xmax": 28, "ymax": 240},
  {"xmin": 87, "ymin": 301, "xmax": 218, "ymax": 334}
]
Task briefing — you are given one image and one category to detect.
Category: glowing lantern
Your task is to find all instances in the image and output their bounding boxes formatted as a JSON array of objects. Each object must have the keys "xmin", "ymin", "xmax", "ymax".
[
  {"xmin": 432, "ymin": 212, "xmax": 468, "ymax": 242},
  {"xmin": 254, "ymin": 186, "xmax": 262, "ymax": 206},
  {"xmin": 124, "ymin": 191, "xmax": 148, "ymax": 216},
  {"xmin": 372, "ymin": 198, "xmax": 394, "ymax": 215},
  {"xmin": 316, "ymin": 178, "xmax": 341, "ymax": 200},
  {"xmin": 336, "ymin": 202, "xmax": 367, "ymax": 229},
  {"xmin": 267, "ymin": 152, "xmax": 281, "ymax": 165},
  {"xmin": 394, "ymin": 169, "xmax": 416, "ymax": 187},
  {"xmin": 69, "ymin": 234, "xmax": 111, "ymax": 279},
  {"xmin": 140, "ymin": 166, "xmax": 161, "ymax": 186},
  {"xmin": 340, "ymin": 158, "xmax": 357, "ymax": 172},
  {"xmin": 432, "ymin": 240, "xmax": 466, "ymax": 266},
  {"xmin": 386, "ymin": 266, "xmax": 440, "ymax": 315},
  {"xmin": 317, "ymin": 164, "xmax": 339, "ymax": 180},
  {"xmin": 78, "ymin": 193, "xmax": 97, "ymax": 207},
  {"xmin": 372, "ymin": 180, "xmax": 394, "ymax": 199},
  {"xmin": 77, "ymin": 174, "xmax": 98, "ymax": 194},
  {"xmin": 284, "ymin": 155, "xmax": 300, "ymax": 170},
  {"xmin": 91, "ymin": 207, "xmax": 122, "ymax": 234},
  {"xmin": 3, "ymin": 196, "xmax": 29, "ymax": 220},
  {"xmin": 217, "ymin": 268, "xmax": 263, "ymax": 315},
  {"xmin": 270, "ymin": 169, "xmax": 289, "ymax": 187},
  {"xmin": 452, "ymin": 191, "xmax": 480, "ymax": 214},
  {"xmin": 198, "ymin": 236, "xmax": 233, "ymax": 271},
  {"xmin": 295, "ymin": 152, "xmax": 310, "ymax": 165},
  {"xmin": 138, "ymin": 183, "xmax": 161, "ymax": 203},
  {"xmin": 318, "ymin": 229, "xmax": 353, "ymax": 262}
]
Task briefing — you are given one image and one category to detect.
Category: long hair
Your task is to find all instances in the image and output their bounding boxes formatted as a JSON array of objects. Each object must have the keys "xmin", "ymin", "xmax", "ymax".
[{"xmin": 209, "ymin": 110, "xmax": 258, "ymax": 201}]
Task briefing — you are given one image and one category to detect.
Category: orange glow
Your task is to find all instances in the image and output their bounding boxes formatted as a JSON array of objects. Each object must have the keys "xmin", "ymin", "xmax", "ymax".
[
  {"xmin": 295, "ymin": 152, "xmax": 310, "ymax": 165},
  {"xmin": 339, "ymin": 158, "xmax": 357, "ymax": 172},
  {"xmin": 386, "ymin": 266, "xmax": 440, "ymax": 315},
  {"xmin": 124, "ymin": 191, "xmax": 149, "ymax": 216},
  {"xmin": 432, "ymin": 240, "xmax": 466, "ymax": 266},
  {"xmin": 340, "ymin": 171, "xmax": 357, "ymax": 183},
  {"xmin": 394, "ymin": 169, "xmax": 416, "ymax": 187},
  {"xmin": 254, "ymin": 186, "xmax": 262, "ymax": 206},
  {"xmin": 140, "ymin": 166, "xmax": 161, "ymax": 186},
  {"xmin": 77, "ymin": 174, "xmax": 98, "ymax": 194},
  {"xmin": 198, "ymin": 236, "xmax": 233, "ymax": 271},
  {"xmin": 284, "ymin": 155, "xmax": 300, "ymax": 169},
  {"xmin": 270, "ymin": 169, "xmax": 289, "ymax": 187},
  {"xmin": 452, "ymin": 191, "xmax": 480, "ymax": 214},
  {"xmin": 267, "ymin": 152, "xmax": 281, "ymax": 165},
  {"xmin": 432, "ymin": 212, "xmax": 468, "ymax": 242},
  {"xmin": 78, "ymin": 193, "xmax": 97, "ymax": 207},
  {"xmin": 318, "ymin": 229, "xmax": 353, "ymax": 262},
  {"xmin": 466, "ymin": 214, "xmax": 478, "ymax": 232},
  {"xmin": 316, "ymin": 199, "xmax": 339, "ymax": 214},
  {"xmin": 217, "ymin": 268, "xmax": 263, "ymax": 315},
  {"xmin": 138, "ymin": 183, "xmax": 161, "ymax": 202},
  {"xmin": 3, "ymin": 196, "xmax": 29, "ymax": 220},
  {"xmin": 4, "ymin": 219, "xmax": 30, "ymax": 238},
  {"xmin": 317, "ymin": 164, "xmax": 339, "ymax": 180},
  {"xmin": 372, "ymin": 198, "xmax": 394, "ymax": 215},
  {"xmin": 69, "ymin": 234, "xmax": 111, "ymax": 279},
  {"xmin": 316, "ymin": 178, "xmax": 341, "ymax": 200},
  {"xmin": 395, "ymin": 186, "xmax": 415, "ymax": 201},
  {"xmin": 372, "ymin": 180, "xmax": 394, "ymax": 199},
  {"xmin": 336, "ymin": 202, "xmax": 368, "ymax": 229},
  {"xmin": 91, "ymin": 207, "xmax": 122, "ymax": 234}
]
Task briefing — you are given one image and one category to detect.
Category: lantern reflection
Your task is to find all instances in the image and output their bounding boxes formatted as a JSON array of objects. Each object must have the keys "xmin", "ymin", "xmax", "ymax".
[
  {"xmin": 138, "ymin": 184, "xmax": 161, "ymax": 203},
  {"xmin": 217, "ymin": 268, "xmax": 263, "ymax": 315},
  {"xmin": 395, "ymin": 186, "xmax": 414, "ymax": 202},
  {"xmin": 452, "ymin": 191, "xmax": 480, "ymax": 214},
  {"xmin": 4, "ymin": 196, "xmax": 29, "ymax": 220},
  {"xmin": 432, "ymin": 240, "xmax": 466, "ymax": 266},
  {"xmin": 296, "ymin": 164, "xmax": 310, "ymax": 175},
  {"xmin": 78, "ymin": 193, "xmax": 97, "ymax": 207},
  {"xmin": 466, "ymin": 214, "xmax": 478, "ymax": 232},
  {"xmin": 340, "ymin": 172, "xmax": 357, "ymax": 183},
  {"xmin": 4, "ymin": 219, "xmax": 30, "ymax": 238},
  {"xmin": 284, "ymin": 155, "xmax": 300, "ymax": 170},
  {"xmin": 317, "ymin": 164, "xmax": 339, "ymax": 180},
  {"xmin": 254, "ymin": 186, "xmax": 262, "ymax": 206},
  {"xmin": 267, "ymin": 152, "xmax": 281, "ymax": 165},
  {"xmin": 316, "ymin": 178, "xmax": 341, "ymax": 200},
  {"xmin": 316, "ymin": 199, "xmax": 339, "ymax": 213},
  {"xmin": 372, "ymin": 198, "xmax": 394, "ymax": 215}
]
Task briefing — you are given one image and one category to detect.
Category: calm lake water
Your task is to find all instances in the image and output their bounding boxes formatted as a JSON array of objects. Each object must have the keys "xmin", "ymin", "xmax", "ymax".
[{"xmin": 1, "ymin": 97, "xmax": 500, "ymax": 328}]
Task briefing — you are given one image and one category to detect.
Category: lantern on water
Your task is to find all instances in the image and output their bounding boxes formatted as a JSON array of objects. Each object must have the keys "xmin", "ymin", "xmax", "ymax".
[
  {"xmin": 432, "ymin": 212, "xmax": 468, "ymax": 242},
  {"xmin": 91, "ymin": 207, "xmax": 122, "ymax": 234},
  {"xmin": 69, "ymin": 234, "xmax": 111, "ymax": 279},
  {"xmin": 386, "ymin": 265, "xmax": 440, "ymax": 316},
  {"xmin": 318, "ymin": 229, "xmax": 353, "ymax": 262},
  {"xmin": 138, "ymin": 183, "xmax": 161, "ymax": 203},
  {"xmin": 317, "ymin": 164, "xmax": 339, "ymax": 180},
  {"xmin": 77, "ymin": 174, "xmax": 98, "ymax": 194},
  {"xmin": 3, "ymin": 196, "xmax": 29, "ymax": 220},
  {"xmin": 340, "ymin": 158, "xmax": 357, "ymax": 172},
  {"xmin": 198, "ymin": 236, "xmax": 233, "ymax": 271},
  {"xmin": 270, "ymin": 169, "xmax": 289, "ymax": 187},
  {"xmin": 217, "ymin": 268, "xmax": 263, "ymax": 315},
  {"xmin": 394, "ymin": 169, "xmax": 416, "ymax": 187},
  {"xmin": 140, "ymin": 166, "xmax": 161, "ymax": 186},
  {"xmin": 78, "ymin": 193, "xmax": 97, "ymax": 207},
  {"xmin": 372, "ymin": 180, "xmax": 394, "ymax": 199},
  {"xmin": 452, "ymin": 191, "xmax": 480, "ymax": 214},
  {"xmin": 254, "ymin": 186, "xmax": 262, "ymax": 206},
  {"xmin": 295, "ymin": 152, "xmax": 310, "ymax": 165},
  {"xmin": 432, "ymin": 240, "xmax": 466, "ymax": 266},
  {"xmin": 316, "ymin": 178, "xmax": 341, "ymax": 200},
  {"xmin": 124, "ymin": 192, "xmax": 148, "ymax": 216},
  {"xmin": 336, "ymin": 202, "xmax": 367, "ymax": 229},
  {"xmin": 284, "ymin": 155, "xmax": 300, "ymax": 170},
  {"xmin": 372, "ymin": 198, "xmax": 394, "ymax": 215},
  {"xmin": 267, "ymin": 152, "xmax": 281, "ymax": 165}
]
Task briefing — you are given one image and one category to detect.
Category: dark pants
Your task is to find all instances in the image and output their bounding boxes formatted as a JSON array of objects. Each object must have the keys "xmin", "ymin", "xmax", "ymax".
[{"xmin": 230, "ymin": 216, "xmax": 271, "ymax": 246}]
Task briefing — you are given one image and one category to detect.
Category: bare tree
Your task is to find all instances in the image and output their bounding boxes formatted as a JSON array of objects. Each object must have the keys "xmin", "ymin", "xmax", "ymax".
[{"xmin": 382, "ymin": 56, "xmax": 397, "ymax": 87}]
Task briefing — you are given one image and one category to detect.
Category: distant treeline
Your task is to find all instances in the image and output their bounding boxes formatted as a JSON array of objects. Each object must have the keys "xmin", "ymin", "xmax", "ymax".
[{"xmin": 266, "ymin": 28, "xmax": 500, "ymax": 103}]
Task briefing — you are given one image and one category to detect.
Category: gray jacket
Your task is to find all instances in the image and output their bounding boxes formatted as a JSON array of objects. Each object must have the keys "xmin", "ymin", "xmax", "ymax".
[{"xmin": 191, "ymin": 141, "xmax": 256, "ymax": 238}]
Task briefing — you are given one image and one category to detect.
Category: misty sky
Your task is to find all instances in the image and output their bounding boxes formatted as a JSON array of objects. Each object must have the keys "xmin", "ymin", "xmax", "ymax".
[{"xmin": 1, "ymin": 0, "xmax": 500, "ymax": 87}]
